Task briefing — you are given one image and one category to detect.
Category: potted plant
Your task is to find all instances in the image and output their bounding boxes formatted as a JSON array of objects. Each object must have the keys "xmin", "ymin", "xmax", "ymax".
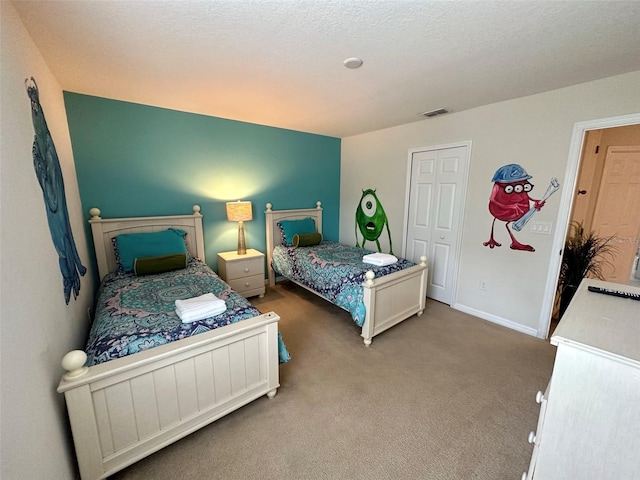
[{"xmin": 557, "ymin": 221, "xmax": 617, "ymax": 318}]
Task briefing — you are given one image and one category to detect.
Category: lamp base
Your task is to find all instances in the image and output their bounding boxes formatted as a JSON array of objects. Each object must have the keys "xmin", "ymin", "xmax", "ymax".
[{"xmin": 237, "ymin": 221, "xmax": 247, "ymax": 255}]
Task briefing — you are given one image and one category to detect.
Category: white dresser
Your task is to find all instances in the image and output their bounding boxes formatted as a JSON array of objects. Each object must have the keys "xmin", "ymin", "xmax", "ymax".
[{"xmin": 523, "ymin": 279, "xmax": 640, "ymax": 480}]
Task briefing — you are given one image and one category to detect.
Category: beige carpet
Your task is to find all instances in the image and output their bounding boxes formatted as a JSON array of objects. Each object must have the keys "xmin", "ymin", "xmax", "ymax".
[{"xmin": 111, "ymin": 281, "xmax": 556, "ymax": 480}]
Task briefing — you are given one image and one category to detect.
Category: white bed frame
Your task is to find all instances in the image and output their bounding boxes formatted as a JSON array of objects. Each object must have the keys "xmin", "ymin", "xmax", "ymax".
[
  {"xmin": 57, "ymin": 206, "xmax": 281, "ymax": 480},
  {"xmin": 265, "ymin": 201, "xmax": 428, "ymax": 346}
]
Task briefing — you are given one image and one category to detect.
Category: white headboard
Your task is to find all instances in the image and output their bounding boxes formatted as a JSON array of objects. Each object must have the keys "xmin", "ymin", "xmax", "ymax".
[
  {"xmin": 89, "ymin": 205, "xmax": 205, "ymax": 280},
  {"xmin": 264, "ymin": 202, "xmax": 322, "ymax": 286},
  {"xmin": 264, "ymin": 201, "xmax": 323, "ymax": 287}
]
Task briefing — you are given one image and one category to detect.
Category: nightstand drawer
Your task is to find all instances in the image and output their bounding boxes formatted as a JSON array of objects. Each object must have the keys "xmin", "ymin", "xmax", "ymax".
[
  {"xmin": 227, "ymin": 274, "xmax": 265, "ymax": 294},
  {"xmin": 223, "ymin": 257, "xmax": 263, "ymax": 280}
]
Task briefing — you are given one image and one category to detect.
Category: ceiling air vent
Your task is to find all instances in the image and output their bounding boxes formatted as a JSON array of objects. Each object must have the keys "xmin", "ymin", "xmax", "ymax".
[{"xmin": 420, "ymin": 108, "xmax": 450, "ymax": 118}]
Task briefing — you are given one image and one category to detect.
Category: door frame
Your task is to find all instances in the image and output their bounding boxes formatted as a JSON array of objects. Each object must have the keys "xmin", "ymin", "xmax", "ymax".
[
  {"xmin": 538, "ymin": 112, "xmax": 640, "ymax": 338},
  {"xmin": 402, "ymin": 140, "xmax": 472, "ymax": 306}
]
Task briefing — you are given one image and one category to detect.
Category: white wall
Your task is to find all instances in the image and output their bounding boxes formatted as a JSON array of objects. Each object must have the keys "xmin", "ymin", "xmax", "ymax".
[
  {"xmin": 341, "ymin": 71, "xmax": 640, "ymax": 335},
  {"xmin": 0, "ymin": 2, "xmax": 94, "ymax": 478}
]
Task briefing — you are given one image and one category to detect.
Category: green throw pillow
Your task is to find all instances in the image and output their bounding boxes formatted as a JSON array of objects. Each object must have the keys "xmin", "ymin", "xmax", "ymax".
[
  {"xmin": 278, "ymin": 218, "xmax": 316, "ymax": 246},
  {"xmin": 292, "ymin": 232, "xmax": 323, "ymax": 247},
  {"xmin": 134, "ymin": 253, "xmax": 188, "ymax": 276}
]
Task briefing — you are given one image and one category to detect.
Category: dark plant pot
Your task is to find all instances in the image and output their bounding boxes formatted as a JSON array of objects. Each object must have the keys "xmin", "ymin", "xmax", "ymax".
[{"xmin": 559, "ymin": 284, "xmax": 579, "ymax": 319}]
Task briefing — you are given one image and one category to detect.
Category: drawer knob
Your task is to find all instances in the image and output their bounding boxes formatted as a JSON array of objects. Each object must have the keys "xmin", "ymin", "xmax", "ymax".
[
  {"xmin": 244, "ymin": 282, "xmax": 250, "ymax": 287},
  {"xmin": 528, "ymin": 431, "xmax": 536, "ymax": 444},
  {"xmin": 244, "ymin": 267, "xmax": 250, "ymax": 273},
  {"xmin": 536, "ymin": 390, "xmax": 544, "ymax": 404}
]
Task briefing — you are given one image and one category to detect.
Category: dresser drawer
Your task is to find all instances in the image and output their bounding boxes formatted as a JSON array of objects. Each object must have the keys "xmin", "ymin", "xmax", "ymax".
[
  {"xmin": 523, "ymin": 382, "xmax": 550, "ymax": 480},
  {"xmin": 220, "ymin": 256, "xmax": 263, "ymax": 280},
  {"xmin": 227, "ymin": 274, "xmax": 265, "ymax": 294}
]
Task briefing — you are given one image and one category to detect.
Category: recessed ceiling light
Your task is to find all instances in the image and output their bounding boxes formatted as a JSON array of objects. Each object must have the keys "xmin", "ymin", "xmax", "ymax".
[{"xmin": 343, "ymin": 57, "xmax": 363, "ymax": 69}]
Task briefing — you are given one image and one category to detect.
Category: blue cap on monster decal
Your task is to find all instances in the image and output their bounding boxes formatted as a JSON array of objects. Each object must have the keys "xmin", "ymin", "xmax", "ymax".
[{"xmin": 491, "ymin": 164, "xmax": 532, "ymax": 183}]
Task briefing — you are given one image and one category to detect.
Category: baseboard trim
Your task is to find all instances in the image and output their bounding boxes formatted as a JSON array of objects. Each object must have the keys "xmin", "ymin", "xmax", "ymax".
[{"xmin": 451, "ymin": 303, "xmax": 539, "ymax": 337}]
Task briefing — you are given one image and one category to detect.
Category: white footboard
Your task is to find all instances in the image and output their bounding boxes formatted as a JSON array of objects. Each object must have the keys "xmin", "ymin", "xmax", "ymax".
[
  {"xmin": 361, "ymin": 258, "xmax": 428, "ymax": 345},
  {"xmin": 58, "ymin": 312, "xmax": 281, "ymax": 480}
]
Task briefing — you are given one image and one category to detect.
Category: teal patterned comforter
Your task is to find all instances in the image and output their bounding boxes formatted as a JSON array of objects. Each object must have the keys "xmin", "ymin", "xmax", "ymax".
[
  {"xmin": 85, "ymin": 259, "xmax": 290, "ymax": 366},
  {"xmin": 271, "ymin": 241, "xmax": 416, "ymax": 327}
]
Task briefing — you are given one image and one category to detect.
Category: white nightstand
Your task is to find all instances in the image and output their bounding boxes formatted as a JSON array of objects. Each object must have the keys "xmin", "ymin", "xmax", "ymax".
[{"xmin": 217, "ymin": 249, "xmax": 266, "ymax": 298}]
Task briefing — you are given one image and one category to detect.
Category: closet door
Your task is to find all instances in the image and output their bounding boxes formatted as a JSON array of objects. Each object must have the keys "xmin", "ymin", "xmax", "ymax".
[{"xmin": 404, "ymin": 144, "xmax": 469, "ymax": 304}]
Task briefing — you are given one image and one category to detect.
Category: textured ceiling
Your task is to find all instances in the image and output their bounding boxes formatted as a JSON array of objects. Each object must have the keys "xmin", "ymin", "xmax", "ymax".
[{"xmin": 12, "ymin": 0, "xmax": 640, "ymax": 138}]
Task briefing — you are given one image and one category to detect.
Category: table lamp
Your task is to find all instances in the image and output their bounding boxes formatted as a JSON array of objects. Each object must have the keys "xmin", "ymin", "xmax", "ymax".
[{"xmin": 226, "ymin": 201, "xmax": 252, "ymax": 254}]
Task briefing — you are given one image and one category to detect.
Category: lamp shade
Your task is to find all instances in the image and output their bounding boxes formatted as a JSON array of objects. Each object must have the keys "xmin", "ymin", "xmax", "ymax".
[{"xmin": 226, "ymin": 201, "xmax": 252, "ymax": 222}]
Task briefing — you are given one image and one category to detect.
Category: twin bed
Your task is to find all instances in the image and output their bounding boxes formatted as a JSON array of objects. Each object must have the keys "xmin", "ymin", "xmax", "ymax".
[
  {"xmin": 58, "ymin": 202, "xmax": 428, "ymax": 479},
  {"xmin": 265, "ymin": 202, "xmax": 428, "ymax": 346},
  {"xmin": 57, "ymin": 207, "xmax": 284, "ymax": 480}
]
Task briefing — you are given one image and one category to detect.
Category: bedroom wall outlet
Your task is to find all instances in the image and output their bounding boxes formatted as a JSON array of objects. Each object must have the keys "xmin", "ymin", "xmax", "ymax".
[{"xmin": 479, "ymin": 280, "xmax": 488, "ymax": 291}]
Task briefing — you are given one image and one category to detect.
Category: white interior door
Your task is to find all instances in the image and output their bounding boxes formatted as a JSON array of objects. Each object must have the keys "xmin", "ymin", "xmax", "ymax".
[
  {"xmin": 404, "ymin": 144, "xmax": 469, "ymax": 304},
  {"xmin": 591, "ymin": 146, "xmax": 640, "ymax": 283}
]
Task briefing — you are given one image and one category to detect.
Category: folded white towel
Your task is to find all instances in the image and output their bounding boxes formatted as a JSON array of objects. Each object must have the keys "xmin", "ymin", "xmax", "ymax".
[
  {"xmin": 362, "ymin": 252, "xmax": 398, "ymax": 267},
  {"xmin": 175, "ymin": 293, "xmax": 227, "ymax": 323},
  {"xmin": 177, "ymin": 303, "xmax": 226, "ymax": 323},
  {"xmin": 175, "ymin": 293, "xmax": 219, "ymax": 313}
]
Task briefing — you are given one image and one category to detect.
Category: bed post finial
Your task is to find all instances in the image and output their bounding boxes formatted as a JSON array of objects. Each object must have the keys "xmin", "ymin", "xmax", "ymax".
[
  {"xmin": 266, "ymin": 203, "xmax": 273, "ymax": 212},
  {"xmin": 192, "ymin": 205, "xmax": 202, "ymax": 216},
  {"xmin": 61, "ymin": 350, "xmax": 89, "ymax": 381},
  {"xmin": 364, "ymin": 270, "xmax": 375, "ymax": 286},
  {"xmin": 89, "ymin": 208, "xmax": 101, "ymax": 219},
  {"xmin": 419, "ymin": 256, "xmax": 427, "ymax": 267},
  {"xmin": 316, "ymin": 201, "xmax": 322, "ymax": 209}
]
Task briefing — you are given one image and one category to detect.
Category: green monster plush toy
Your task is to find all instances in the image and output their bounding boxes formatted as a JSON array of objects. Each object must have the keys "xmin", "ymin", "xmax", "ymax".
[{"xmin": 355, "ymin": 188, "xmax": 393, "ymax": 254}]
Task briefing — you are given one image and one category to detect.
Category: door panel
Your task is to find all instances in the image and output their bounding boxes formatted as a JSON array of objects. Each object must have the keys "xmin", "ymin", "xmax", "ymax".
[
  {"xmin": 410, "ymin": 239, "xmax": 429, "ymax": 262},
  {"xmin": 436, "ymin": 183, "xmax": 456, "ymax": 230},
  {"xmin": 431, "ymin": 243, "xmax": 450, "ymax": 289},
  {"xmin": 441, "ymin": 156, "xmax": 459, "ymax": 173},
  {"xmin": 591, "ymin": 146, "xmax": 640, "ymax": 283},
  {"xmin": 405, "ymin": 145, "xmax": 469, "ymax": 304},
  {"xmin": 415, "ymin": 183, "xmax": 432, "ymax": 228},
  {"xmin": 407, "ymin": 150, "xmax": 437, "ymax": 262}
]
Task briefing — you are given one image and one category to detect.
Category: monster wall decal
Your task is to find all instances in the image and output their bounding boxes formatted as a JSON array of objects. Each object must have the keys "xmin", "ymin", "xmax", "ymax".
[
  {"xmin": 483, "ymin": 163, "xmax": 559, "ymax": 252},
  {"xmin": 355, "ymin": 189, "xmax": 393, "ymax": 254},
  {"xmin": 25, "ymin": 77, "xmax": 86, "ymax": 304}
]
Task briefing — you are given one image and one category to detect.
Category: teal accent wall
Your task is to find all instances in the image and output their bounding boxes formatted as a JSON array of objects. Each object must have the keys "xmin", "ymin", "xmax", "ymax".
[{"xmin": 64, "ymin": 93, "xmax": 340, "ymax": 274}]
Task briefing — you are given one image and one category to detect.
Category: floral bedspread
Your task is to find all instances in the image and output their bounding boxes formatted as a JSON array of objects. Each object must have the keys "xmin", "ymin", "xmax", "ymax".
[
  {"xmin": 271, "ymin": 241, "xmax": 416, "ymax": 327},
  {"xmin": 85, "ymin": 259, "xmax": 290, "ymax": 366}
]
